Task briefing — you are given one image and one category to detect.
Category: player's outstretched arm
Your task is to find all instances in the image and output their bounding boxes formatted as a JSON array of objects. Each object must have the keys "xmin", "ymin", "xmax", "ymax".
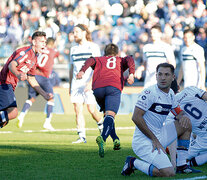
[
  {"xmin": 27, "ymin": 76, "xmax": 53, "ymax": 100},
  {"xmin": 76, "ymin": 71, "xmax": 85, "ymax": 79},
  {"xmin": 127, "ymin": 74, "xmax": 134, "ymax": 85}
]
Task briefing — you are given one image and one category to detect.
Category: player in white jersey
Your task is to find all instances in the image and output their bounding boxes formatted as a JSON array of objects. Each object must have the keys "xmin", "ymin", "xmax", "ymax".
[
  {"xmin": 166, "ymin": 86, "xmax": 207, "ymax": 170},
  {"xmin": 178, "ymin": 28, "xmax": 206, "ymax": 90},
  {"xmin": 121, "ymin": 63, "xmax": 197, "ymax": 177},
  {"xmin": 135, "ymin": 24, "xmax": 176, "ymax": 88},
  {"xmin": 69, "ymin": 24, "xmax": 103, "ymax": 144}
]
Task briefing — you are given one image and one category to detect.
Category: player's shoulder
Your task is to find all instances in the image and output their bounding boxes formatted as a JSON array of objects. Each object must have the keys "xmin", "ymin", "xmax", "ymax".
[{"xmin": 175, "ymin": 86, "xmax": 203, "ymax": 102}]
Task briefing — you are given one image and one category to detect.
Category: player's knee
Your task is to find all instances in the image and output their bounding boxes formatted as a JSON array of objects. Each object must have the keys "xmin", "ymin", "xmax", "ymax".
[{"xmin": 7, "ymin": 107, "xmax": 18, "ymax": 120}]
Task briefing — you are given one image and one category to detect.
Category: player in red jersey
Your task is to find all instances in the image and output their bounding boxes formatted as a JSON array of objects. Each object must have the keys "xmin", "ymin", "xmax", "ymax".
[
  {"xmin": 17, "ymin": 37, "xmax": 60, "ymax": 130},
  {"xmin": 0, "ymin": 31, "xmax": 53, "ymax": 129},
  {"xmin": 76, "ymin": 43, "xmax": 135, "ymax": 157}
]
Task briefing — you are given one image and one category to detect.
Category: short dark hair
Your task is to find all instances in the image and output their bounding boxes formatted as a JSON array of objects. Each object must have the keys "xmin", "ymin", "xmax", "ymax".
[
  {"xmin": 151, "ymin": 23, "xmax": 162, "ymax": 32},
  {"xmin": 32, "ymin": 31, "xmax": 46, "ymax": 40},
  {"xmin": 46, "ymin": 37, "xmax": 55, "ymax": 45},
  {"xmin": 156, "ymin": 63, "xmax": 175, "ymax": 74},
  {"xmin": 104, "ymin": 43, "xmax": 119, "ymax": 56},
  {"xmin": 183, "ymin": 27, "xmax": 194, "ymax": 35}
]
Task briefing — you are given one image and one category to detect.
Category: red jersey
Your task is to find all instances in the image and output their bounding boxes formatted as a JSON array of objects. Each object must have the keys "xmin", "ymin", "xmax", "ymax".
[
  {"xmin": 0, "ymin": 46, "xmax": 37, "ymax": 90},
  {"xmin": 36, "ymin": 47, "xmax": 59, "ymax": 78},
  {"xmin": 80, "ymin": 56, "xmax": 135, "ymax": 91}
]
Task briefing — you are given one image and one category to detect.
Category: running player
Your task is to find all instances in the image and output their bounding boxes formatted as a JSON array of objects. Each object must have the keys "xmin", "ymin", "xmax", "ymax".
[
  {"xmin": 17, "ymin": 37, "xmax": 59, "ymax": 130},
  {"xmin": 134, "ymin": 23, "xmax": 176, "ymax": 88},
  {"xmin": 177, "ymin": 28, "xmax": 206, "ymax": 90},
  {"xmin": 69, "ymin": 24, "xmax": 103, "ymax": 144},
  {"xmin": 0, "ymin": 31, "xmax": 53, "ymax": 128},
  {"xmin": 121, "ymin": 63, "xmax": 199, "ymax": 177},
  {"xmin": 76, "ymin": 43, "xmax": 135, "ymax": 157}
]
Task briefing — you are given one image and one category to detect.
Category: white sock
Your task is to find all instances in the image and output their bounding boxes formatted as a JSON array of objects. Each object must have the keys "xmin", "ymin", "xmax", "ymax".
[
  {"xmin": 194, "ymin": 153, "xmax": 207, "ymax": 166},
  {"xmin": 134, "ymin": 158, "xmax": 151, "ymax": 176},
  {"xmin": 177, "ymin": 149, "xmax": 188, "ymax": 166},
  {"xmin": 78, "ymin": 128, "xmax": 86, "ymax": 139}
]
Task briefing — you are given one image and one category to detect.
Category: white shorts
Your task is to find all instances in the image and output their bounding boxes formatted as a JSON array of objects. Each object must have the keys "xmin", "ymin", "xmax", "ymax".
[
  {"xmin": 70, "ymin": 89, "xmax": 97, "ymax": 104},
  {"xmin": 132, "ymin": 122, "xmax": 177, "ymax": 169},
  {"xmin": 188, "ymin": 136, "xmax": 207, "ymax": 159}
]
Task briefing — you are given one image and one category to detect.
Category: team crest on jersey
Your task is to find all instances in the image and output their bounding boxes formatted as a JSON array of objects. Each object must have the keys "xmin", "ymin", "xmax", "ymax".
[
  {"xmin": 141, "ymin": 95, "xmax": 146, "ymax": 100},
  {"xmin": 144, "ymin": 90, "xmax": 150, "ymax": 94},
  {"xmin": 20, "ymin": 51, "xmax": 26, "ymax": 56}
]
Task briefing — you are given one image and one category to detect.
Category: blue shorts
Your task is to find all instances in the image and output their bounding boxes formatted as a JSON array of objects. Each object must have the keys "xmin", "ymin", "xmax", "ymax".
[
  {"xmin": 93, "ymin": 86, "xmax": 121, "ymax": 114},
  {"xmin": 0, "ymin": 84, "xmax": 17, "ymax": 110},
  {"xmin": 28, "ymin": 75, "xmax": 54, "ymax": 99}
]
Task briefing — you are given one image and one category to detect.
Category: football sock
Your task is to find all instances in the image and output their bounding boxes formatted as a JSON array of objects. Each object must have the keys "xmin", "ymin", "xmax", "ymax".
[
  {"xmin": 0, "ymin": 111, "xmax": 9, "ymax": 128},
  {"xmin": 78, "ymin": 128, "xmax": 86, "ymax": 139},
  {"xmin": 97, "ymin": 118, "xmax": 103, "ymax": 131},
  {"xmin": 177, "ymin": 139, "xmax": 190, "ymax": 167},
  {"xmin": 133, "ymin": 158, "xmax": 153, "ymax": 176},
  {"xmin": 110, "ymin": 121, "xmax": 119, "ymax": 141},
  {"xmin": 190, "ymin": 153, "xmax": 207, "ymax": 166},
  {"xmin": 46, "ymin": 101, "xmax": 54, "ymax": 122},
  {"xmin": 101, "ymin": 115, "xmax": 114, "ymax": 141},
  {"xmin": 19, "ymin": 100, "xmax": 33, "ymax": 119}
]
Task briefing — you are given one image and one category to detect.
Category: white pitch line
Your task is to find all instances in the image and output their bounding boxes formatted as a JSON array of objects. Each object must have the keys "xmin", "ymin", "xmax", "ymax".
[
  {"xmin": 0, "ymin": 126, "xmax": 135, "ymax": 134},
  {"xmin": 173, "ymin": 176, "xmax": 207, "ymax": 180}
]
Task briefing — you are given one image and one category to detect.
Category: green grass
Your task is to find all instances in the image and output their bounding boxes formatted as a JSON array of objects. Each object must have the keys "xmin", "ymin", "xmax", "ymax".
[{"xmin": 0, "ymin": 112, "xmax": 206, "ymax": 180}]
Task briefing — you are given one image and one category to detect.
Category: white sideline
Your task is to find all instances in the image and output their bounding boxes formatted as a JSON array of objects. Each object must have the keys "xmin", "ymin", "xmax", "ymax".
[
  {"xmin": 173, "ymin": 176, "xmax": 207, "ymax": 180},
  {"xmin": 0, "ymin": 126, "xmax": 135, "ymax": 134}
]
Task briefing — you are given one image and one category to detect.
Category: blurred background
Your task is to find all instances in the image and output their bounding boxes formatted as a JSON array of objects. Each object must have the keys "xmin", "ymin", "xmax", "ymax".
[{"xmin": 0, "ymin": 0, "xmax": 206, "ymax": 87}]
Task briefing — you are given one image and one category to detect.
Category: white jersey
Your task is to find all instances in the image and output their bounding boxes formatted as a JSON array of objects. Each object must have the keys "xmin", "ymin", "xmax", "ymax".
[
  {"xmin": 143, "ymin": 41, "xmax": 175, "ymax": 88},
  {"xmin": 181, "ymin": 43, "xmax": 205, "ymax": 88},
  {"xmin": 70, "ymin": 41, "xmax": 101, "ymax": 91},
  {"xmin": 175, "ymin": 86, "xmax": 207, "ymax": 139},
  {"xmin": 133, "ymin": 84, "xmax": 178, "ymax": 138}
]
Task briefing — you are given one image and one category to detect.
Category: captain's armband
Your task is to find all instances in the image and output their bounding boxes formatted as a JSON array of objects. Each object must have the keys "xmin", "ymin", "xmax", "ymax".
[{"xmin": 171, "ymin": 106, "xmax": 183, "ymax": 116}]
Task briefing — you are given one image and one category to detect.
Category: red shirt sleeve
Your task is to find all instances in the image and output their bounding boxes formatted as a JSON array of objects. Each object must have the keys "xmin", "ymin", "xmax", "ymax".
[
  {"xmin": 80, "ymin": 57, "xmax": 96, "ymax": 72},
  {"xmin": 122, "ymin": 56, "xmax": 135, "ymax": 74}
]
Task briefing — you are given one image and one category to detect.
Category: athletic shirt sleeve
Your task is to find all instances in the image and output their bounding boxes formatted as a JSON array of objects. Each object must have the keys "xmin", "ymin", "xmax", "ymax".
[
  {"xmin": 80, "ymin": 57, "xmax": 96, "ymax": 72},
  {"xmin": 135, "ymin": 88, "xmax": 154, "ymax": 111}
]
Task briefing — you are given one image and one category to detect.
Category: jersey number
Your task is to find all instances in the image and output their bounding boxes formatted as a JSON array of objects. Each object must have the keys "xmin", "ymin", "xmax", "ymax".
[
  {"xmin": 38, "ymin": 54, "xmax": 48, "ymax": 67},
  {"xmin": 184, "ymin": 103, "xmax": 202, "ymax": 119},
  {"xmin": 106, "ymin": 57, "xmax": 116, "ymax": 69}
]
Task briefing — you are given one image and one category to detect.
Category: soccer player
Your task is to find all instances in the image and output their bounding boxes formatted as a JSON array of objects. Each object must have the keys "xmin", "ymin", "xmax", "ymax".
[
  {"xmin": 0, "ymin": 31, "xmax": 53, "ymax": 128},
  {"xmin": 17, "ymin": 37, "xmax": 59, "ymax": 130},
  {"xmin": 121, "ymin": 63, "xmax": 199, "ymax": 177},
  {"xmin": 134, "ymin": 23, "xmax": 176, "ymax": 88},
  {"xmin": 166, "ymin": 86, "xmax": 207, "ymax": 171},
  {"xmin": 177, "ymin": 28, "xmax": 206, "ymax": 90},
  {"xmin": 69, "ymin": 24, "xmax": 103, "ymax": 144},
  {"xmin": 76, "ymin": 43, "xmax": 135, "ymax": 157}
]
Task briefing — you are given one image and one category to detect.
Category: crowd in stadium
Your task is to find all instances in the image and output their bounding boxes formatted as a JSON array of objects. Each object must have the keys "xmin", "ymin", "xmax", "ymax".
[{"xmin": 0, "ymin": 0, "xmax": 206, "ymax": 82}]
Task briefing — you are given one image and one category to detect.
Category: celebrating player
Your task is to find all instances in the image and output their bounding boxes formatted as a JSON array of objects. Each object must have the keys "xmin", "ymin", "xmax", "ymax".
[
  {"xmin": 76, "ymin": 43, "xmax": 135, "ymax": 157},
  {"xmin": 17, "ymin": 37, "xmax": 59, "ymax": 130},
  {"xmin": 0, "ymin": 31, "xmax": 53, "ymax": 128}
]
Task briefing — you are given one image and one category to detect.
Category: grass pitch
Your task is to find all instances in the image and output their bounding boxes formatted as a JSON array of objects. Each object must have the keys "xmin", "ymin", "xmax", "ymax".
[{"xmin": 0, "ymin": 112, "xmax": 206, "ymax": 180}]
